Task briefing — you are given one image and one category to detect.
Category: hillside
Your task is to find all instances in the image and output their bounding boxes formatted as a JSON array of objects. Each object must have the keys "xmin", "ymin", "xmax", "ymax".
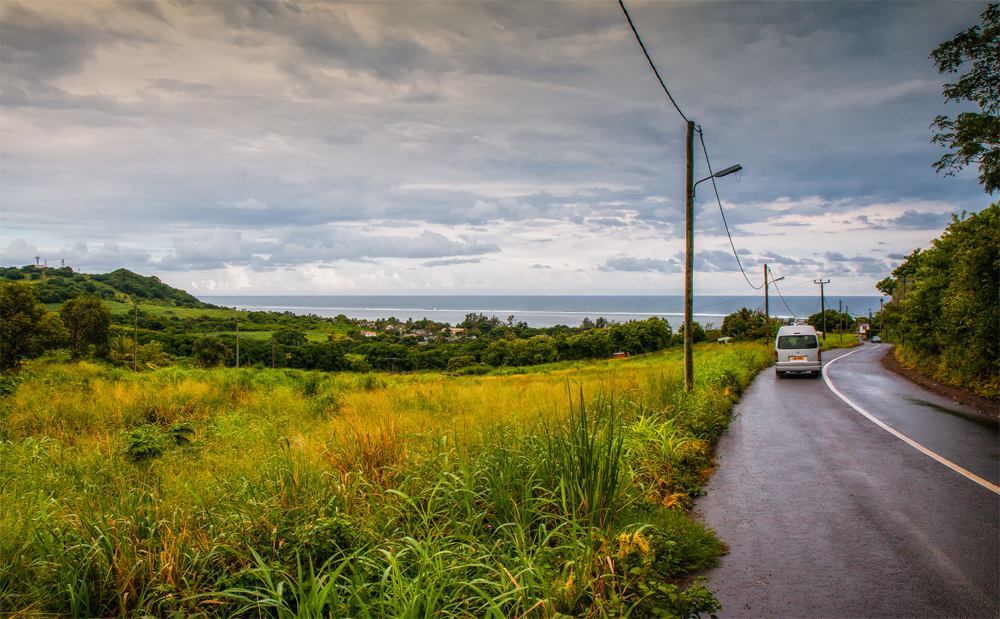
[{"xmin": 0, "ymin": 265, "xmax": 217, "ymax": 308}]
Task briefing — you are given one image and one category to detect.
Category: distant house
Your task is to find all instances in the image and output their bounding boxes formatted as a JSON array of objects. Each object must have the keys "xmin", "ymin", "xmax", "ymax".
[
  {"xmin": 856, "ymin": 323, "xmax": 870, "ymax": 335},
  {"xmin": 361, "ymin": 331, "xmax": 377, "ymax": 338},
  {"xmin": 611, "ymin": 352, "xmax": 630, "ymax": 359}
]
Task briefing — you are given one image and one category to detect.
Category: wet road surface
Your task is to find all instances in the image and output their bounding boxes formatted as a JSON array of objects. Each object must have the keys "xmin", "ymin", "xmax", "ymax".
[{"xmin": 694, "ymin": 343, "xmax": 999, "ymax": 618}]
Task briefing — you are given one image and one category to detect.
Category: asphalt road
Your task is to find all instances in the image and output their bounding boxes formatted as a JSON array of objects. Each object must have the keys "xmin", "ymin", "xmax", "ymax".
[{"xmin": 694, "ymin": 342, "xmax": 999, "ymax": 618}]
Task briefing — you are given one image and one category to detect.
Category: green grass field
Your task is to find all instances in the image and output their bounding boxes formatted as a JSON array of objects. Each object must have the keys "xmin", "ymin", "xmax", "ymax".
[{"xmin": 1, "ymin": 343, "xmax": 773, "ymax": 618}]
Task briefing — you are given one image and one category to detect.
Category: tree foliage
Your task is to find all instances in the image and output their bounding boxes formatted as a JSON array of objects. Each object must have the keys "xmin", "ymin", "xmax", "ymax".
[
  {"xmin": 879, "ymin": 204, "xmax": 999, "ymax": 393},
  {"xmin": 807, "ymin": 309, "xmax": 855, "ymax": 336},
  {"xmin": 191, "ymin": 336, "xmax": 229, "ymax": 368},
  {"xmin": 930, "ymin": 3, "xmax": 1000, "ymax": 193},
  {"xmin": 0, "ymin": 265, "xmax": 218, "ymax": 307},
  {"xmin": 1, "ymin": 281, "xmax": 58, "ymax": 371},
  {"xmin": 60, "ymin": 295, "xmax": 112, "ymax": 360},
  {"xmin": 721, "ymin": 307, "xmax": 767, "ymax": 340}
]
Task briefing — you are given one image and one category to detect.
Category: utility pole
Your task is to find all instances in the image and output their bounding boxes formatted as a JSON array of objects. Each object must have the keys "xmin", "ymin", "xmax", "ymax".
[
  {"xmin": 814, "ymin": 279, "xmax": 830, "ymax": 340},
  {"xmin": 764, "ymin": 264, "xmax": 784, "ymax": 343},
  {"xmin": 764, "ymin": 264, "xmax": 769, "ymax": 343},
  {"xmin": 236, "ymin": 321, "xmax": 240, "ymax": 369},
  {"xmin": 839, "ymin": 300, "xmax": 843, "ymax": 343},
  {"xmin": 684, "ymin": 119, "xmax": 695, "ymax": 393},
  {"xmin": 133, "ymin": 303, "xmax": 138, "ymax": 372}
]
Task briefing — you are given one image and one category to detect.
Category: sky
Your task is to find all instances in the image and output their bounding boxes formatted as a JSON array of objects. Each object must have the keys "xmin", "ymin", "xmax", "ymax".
[{"xmin": 0, "ymin": 0, "xmax": 993, "ymax": 298}]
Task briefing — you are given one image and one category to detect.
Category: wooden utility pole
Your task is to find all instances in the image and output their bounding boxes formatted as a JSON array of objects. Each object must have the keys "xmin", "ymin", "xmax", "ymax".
[
  {"xmin": 839, "ymin": 300, "xmax": 843, "ymax": 343},
  {"xmin": 133, "ymin": 303, "xmax": 138, "ymax": 372},
  {"xmin": 814, "ymin": 279, "xmax": 830, "ymax": 340},
  {"xmin": 764, "ymin": 264, "xmax": 770, "ymax": 343},
  {"xmin": 236, "ymin": 321, "xmax": 240, "ymax": 369},
  {"xmin": 684, "ymin": 120, "xmax": 695, "ymax": 392}
]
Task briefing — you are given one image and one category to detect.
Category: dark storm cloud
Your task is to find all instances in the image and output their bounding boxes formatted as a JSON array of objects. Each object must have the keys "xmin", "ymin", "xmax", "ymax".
[
  {"xmin": 0, "ymin": 3, "xmax": 104, "ymax": 81},
  {"xmin": 0, "ymin": 1, "xmax": 989, "ymax": 294}
]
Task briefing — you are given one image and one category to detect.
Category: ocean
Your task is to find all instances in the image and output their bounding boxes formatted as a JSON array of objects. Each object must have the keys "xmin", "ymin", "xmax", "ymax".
[{"xmin": 197, "ymin": 294, "xmax": 887, "ymax": 329}]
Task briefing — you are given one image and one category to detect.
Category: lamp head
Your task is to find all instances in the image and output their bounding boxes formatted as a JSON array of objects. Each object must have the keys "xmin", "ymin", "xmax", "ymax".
[{"xmin": 714, "ymin": 164, "xmax": 742, "ymax": 178}]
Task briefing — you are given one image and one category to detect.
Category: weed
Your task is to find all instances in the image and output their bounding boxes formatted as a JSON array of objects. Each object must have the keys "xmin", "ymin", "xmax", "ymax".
[{"xmin": 1, "ymin": 343, "xmax": 771, "ymax": 618}]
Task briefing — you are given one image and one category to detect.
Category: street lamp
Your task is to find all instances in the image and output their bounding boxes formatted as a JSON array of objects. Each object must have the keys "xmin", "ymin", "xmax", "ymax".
[{"xmin": 684, "ymin": 122, "xmax": 741, "ymax": 393}]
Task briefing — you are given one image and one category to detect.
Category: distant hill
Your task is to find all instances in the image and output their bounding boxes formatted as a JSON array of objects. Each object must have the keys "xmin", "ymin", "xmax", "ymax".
[{"xmin": 0, "ymin": 265, "xmax": 218, "ymax": 308}]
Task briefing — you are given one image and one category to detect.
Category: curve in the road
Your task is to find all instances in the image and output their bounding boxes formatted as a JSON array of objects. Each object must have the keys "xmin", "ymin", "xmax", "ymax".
[{"xmin": 823, "ymin": 345, "xmax": 1000, "ymax": 495}]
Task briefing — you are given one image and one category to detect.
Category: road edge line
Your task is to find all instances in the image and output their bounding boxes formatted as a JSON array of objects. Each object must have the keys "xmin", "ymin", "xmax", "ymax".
[{"xmin": 823, "ymin": 347, "xmax": 1000, "ymax": 496}]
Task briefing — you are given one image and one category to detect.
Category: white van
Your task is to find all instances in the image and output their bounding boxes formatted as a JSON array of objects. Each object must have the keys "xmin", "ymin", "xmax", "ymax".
[{"xmin": 774, "ymin": 324, "xmax": 822, "ymax": 377}]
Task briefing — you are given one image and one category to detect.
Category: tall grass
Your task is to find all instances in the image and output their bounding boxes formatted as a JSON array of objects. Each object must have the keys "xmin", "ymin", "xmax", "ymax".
[{"xmin": 1, "ymin": 343, "xmax": 772, "ymax": 618}]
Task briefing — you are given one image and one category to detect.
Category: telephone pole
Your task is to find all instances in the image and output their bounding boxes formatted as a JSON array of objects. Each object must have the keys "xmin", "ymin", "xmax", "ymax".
[
  {"xmin": 684, "ymin": 120, "xmax": 695, "ymax": 393},
  {"xmin": 764, "ymin": 264, "xmax": 769, "ymax": 342},
  {"xmin": 838, "ymin": 299, "xmax": 843, "ymax": 343},
  {"xmin": 682, "ymin": 121, "xmax": 742, "ymax": 392},
  {"xmin": 814, "ymin": 279, "xmax": 830, "ymax": 340},
  {"xmin": 764, "ymin": 264, "xmax": 783, "ymax": 343}
]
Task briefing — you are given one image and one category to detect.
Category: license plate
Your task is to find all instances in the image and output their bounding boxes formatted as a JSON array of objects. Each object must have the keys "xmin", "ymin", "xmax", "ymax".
[{"xmin": 790, "ymin": 356, "xmax": 806, "ymax": 361}]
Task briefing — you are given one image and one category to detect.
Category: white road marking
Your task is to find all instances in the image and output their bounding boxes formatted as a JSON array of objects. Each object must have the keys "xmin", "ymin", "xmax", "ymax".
[{"xmin": 823, "ymin": 347, "xmax": 1000, "ymax": 495}]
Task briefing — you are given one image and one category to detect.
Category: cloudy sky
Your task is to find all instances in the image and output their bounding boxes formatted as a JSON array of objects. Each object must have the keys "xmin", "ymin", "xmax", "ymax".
[{"xmin": 0, "ymin": 0, "xmax": 992, "ymax": 297}]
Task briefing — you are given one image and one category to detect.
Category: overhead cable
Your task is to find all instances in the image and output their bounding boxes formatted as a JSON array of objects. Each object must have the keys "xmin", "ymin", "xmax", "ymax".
[
  {"xmin": 769, "ymin": 273, "xmax": 799, "ymax": 319},
  {"xmin": 618, "ymin": 0, "xmax": 688, "ymax": 122},
  {"xmin": 698, "ymin": 128, "xmax": 762, "ymax": 290}
]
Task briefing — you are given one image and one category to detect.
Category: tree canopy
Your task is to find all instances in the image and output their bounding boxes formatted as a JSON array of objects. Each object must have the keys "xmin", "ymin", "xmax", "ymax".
[
  {"xmin": 878, "ymin": 204, "xmax": 999, "ymax": 394},
  {"xmin": 930, "ymin": 3, "xmax": 999, "ymax": 193},
  {"xmin": 1, "ymin": 281, "xmax": 49, "ymax": 371},
  {"xmin": 60, "ymin": 295, "xmax": 112, "ymax": 360}
]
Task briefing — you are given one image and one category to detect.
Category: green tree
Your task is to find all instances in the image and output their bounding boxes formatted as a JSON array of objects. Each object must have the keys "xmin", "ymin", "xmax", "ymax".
[
  {"xmin": 274, "ymin": 327, "xmax": 307, "ymax": 346},
  {"xmin": 879, "ymin": 204, "xmax": 999, "ymax": 393},
  {"xmin": 60, "ymin": 295, "xmax": 112, "ymax": 360},
  {"xmin": 192, "ymin": 336, "xmax": 229, "ymax": 368},
  {"xmin": 875, "ymin": 276, "xmax": 897, "ymax": 297},
  {"xmin": 721, "ymin": 307, "xmax": 766, "ymax": 340},
  {"xmin": 1, "ymin": 281, "xmax": 49, "ymax": 370},
  {"xmin": 930, "ymin": 3, "xmax": 999, "ymax": 193}
]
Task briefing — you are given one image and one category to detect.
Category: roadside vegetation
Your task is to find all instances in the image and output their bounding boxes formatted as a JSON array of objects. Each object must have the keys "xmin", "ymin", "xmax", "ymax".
[
  {"xmin": 0, "ymin": 342, "xmax": 772, "ymax": 618},
  {"xmin": 1, "ymin": 265, "xmax": 807, "ymax": 376},
  {"xmin": 875, "ymin": 204, "xmax": 999, "ymax": 399},
  {"xmin": 1, "ymin": 264, "xmax": 840, "ymax": 617}
]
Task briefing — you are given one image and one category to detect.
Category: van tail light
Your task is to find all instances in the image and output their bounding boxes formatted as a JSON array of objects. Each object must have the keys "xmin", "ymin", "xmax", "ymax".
[
  {"xmin": 774, "ymin": 350, "xmax": 778, "ymax": 362},
  {"xmin": 818, "ymin": 350, "xmax": 822, "ymax": 363}
]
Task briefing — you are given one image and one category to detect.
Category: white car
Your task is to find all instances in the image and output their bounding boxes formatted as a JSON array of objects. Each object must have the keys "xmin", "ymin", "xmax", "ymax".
[{"xmin": 774, "ymin": 324, "xmax": 822, "ymax": 378}]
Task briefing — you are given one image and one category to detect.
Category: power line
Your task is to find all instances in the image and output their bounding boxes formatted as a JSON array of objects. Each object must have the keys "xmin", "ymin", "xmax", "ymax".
[
  {"xmin": 618, "ymin": 0, "xmax": 688, "ymax": 123},
  {"xmin": 769, "ymin": 275, "xmax": 799, "ymax": 319},
  {"xmin": 698, "ymin": 128, "xmax": 762, "ymax": 290}
]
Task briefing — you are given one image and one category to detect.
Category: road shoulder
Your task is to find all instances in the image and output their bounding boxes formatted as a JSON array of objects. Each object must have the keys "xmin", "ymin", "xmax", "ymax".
[{"xmin": 879, "ymin": 344, "xmax": 998, "ymax": 418}]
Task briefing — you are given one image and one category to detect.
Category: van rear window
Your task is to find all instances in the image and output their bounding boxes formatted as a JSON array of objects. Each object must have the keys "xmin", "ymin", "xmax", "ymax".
[{"xmin": 777, "ymin": 335, "xmax": 818, "ymax": 349}]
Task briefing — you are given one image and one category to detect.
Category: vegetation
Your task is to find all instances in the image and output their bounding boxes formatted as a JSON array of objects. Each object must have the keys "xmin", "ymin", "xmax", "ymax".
[
  {"xmin": 806, "ymin": 309, "xmax": 856, "ymax": 339},
  {"xmin": 0, "ymin": 343, "xmax": 773, "ymax": 618},
  {"xmin": 0, "ymin": 281, "xmax": 62, "ymax": 371},
  {"xmin": 1, "ymin": 266, "xmax": 707, "ymax": 375},
  {"xmin": 60, "ymin": 295, "xmax": 112, "ymax": 360},
  {"xmin": 930, "ymin": 3, "xmax": 999, "ymax": 194},
  {"xmin": 0, "ymin": 265, "xmax": 217, "ymax": 307},
  {"xmin": 875, "ymin": 204, "xmax": 999, "ymax": 398}
]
